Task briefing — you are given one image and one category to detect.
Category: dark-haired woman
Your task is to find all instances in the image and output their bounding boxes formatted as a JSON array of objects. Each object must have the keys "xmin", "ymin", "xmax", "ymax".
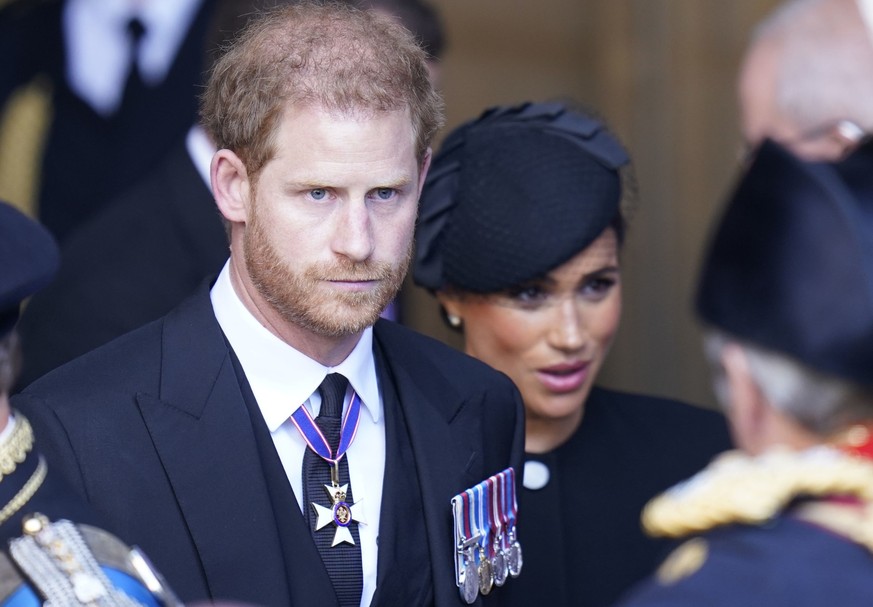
[{"xmin": 413, "ymin": 102, "xmax": 733, "ymax": 607}]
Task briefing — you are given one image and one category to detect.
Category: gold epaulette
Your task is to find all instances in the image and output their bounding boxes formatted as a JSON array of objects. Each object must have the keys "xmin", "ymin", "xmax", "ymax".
[
  {"xmin": 0, "ymin": 414, "xmax": 43, "ymax": 527},
  {"xmin": 642, "ymin": 446, "xmax": 873, "ymax": 539}
]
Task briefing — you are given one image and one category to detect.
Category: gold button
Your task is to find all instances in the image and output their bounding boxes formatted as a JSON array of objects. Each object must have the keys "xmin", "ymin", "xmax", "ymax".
[{"xmin": 22, "ymin": 513, "xmax": 48, "ymax": 535}]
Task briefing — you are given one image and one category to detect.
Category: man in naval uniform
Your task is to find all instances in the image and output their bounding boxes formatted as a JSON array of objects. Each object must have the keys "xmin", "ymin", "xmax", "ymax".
[
  {"xmin": 616, "ymin": 140, "xmax": 873, "ymax": 606},
  {"xmin": 0, "ymin": 199, "xmax": 180, "ymax": 606}
]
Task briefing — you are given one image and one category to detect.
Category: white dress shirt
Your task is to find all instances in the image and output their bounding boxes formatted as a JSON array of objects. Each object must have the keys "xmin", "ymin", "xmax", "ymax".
[
  {"xmin": 211, "ymin": 262, "xmax": 385, "ymax": 607},
  {"xmin": 64, "ymin": 0, "xmax": 204, "ymax": 116}
]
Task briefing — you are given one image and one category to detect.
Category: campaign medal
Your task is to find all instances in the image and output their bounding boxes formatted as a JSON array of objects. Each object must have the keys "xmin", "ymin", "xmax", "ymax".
[
  {"xmin": 461, "ymin": 546, "xmax": 479, "ymax": 604},
  {"xmin": 473, "ymin": 484, "xmax": 494, "ymax": 596},
  {"xmin": 491, "ymin": 539, "xmax": 508, "ymax": 587},
  {"xmin": 506, "ymin": 468, "xmax": 523, "ymax": 577},
  {"xmin": 489, "ymin": 475, "xmax": 508, "ymax": 586},
  {"xmin": 507, "ymin": 527, "xmax": 523, "ymax": 578},
  {"xmin": 452, "ymin": 490, "xmax": 481, "ymax": 604},
  {"xmin": 452, "ymin": 467, "xmax": 522, "ymax": 600},
  {"xmin": 478, "ymin": 546, "xmax": 493, "ymax": 596},
  {"xmin": 291, "ymin": 391, "xmax": 365, "ymax": 546}
]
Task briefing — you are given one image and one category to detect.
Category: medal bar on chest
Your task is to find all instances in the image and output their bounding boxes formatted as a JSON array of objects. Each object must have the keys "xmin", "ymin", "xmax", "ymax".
[{"xmin": 451, "ymin": 467, "xmax": 524, "ymax": 603}]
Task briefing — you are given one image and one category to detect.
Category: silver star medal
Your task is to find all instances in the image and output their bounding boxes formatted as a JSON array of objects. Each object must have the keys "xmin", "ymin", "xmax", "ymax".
[{"xmin": 312, "ymin": 483, "xmax": 365, "ymax": 546}]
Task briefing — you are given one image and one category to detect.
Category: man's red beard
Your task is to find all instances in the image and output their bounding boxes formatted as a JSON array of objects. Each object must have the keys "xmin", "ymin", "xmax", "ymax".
[{"xmin": 244, "ymin": 209, "xmax": 411, "ymax": 337}]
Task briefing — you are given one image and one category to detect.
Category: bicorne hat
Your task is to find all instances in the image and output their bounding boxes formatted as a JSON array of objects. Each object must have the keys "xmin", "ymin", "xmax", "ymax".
[
  {"xmin": 0, "ymin": 201, "xmax": 59, "ymax": 338},
  {"xmin": 696, "ymin": 139, "xmax": 873, "ymax": 388}
]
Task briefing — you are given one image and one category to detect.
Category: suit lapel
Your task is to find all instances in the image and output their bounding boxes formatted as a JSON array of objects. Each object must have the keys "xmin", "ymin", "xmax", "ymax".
[
  {"xmin": 374, "ymin": 322, "xmax": 485, "ymax": 606},
  {"xmin": 135, "ymin": 290, "xmax": 292, "ymax": 606},
  {"xmin": 229, "ymin": 349, "xmax": 339, "ymax": 606}
]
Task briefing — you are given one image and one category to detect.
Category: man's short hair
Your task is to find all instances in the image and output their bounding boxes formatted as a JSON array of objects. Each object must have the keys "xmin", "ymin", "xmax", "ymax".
[
  {"xmin": 354, "ymin": 0, "xmax": 446, "ymax": 61},
  {"xmin": 200, "ymin": 1, "xmax": 444, "ymax": 181}
]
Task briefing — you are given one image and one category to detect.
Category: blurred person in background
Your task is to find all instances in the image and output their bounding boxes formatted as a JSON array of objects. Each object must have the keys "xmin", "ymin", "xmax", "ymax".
[
  {"xmin": 355, "ymin": 0, "xmax": 445, "ymax": 88},
  {"xmin": 617, "ymin": 139, "xmax": 873, "ymax": 607},
  {"xmin": 738, "ymin": 0, "xmax": 873, "ymax": 161},
  {"xmin": 0, "ymin": 0, "xmax": 219, "ymax": 241},
  {"xmin": 0, "ymin": 199, "xmax": 181, "ymax": 606}
]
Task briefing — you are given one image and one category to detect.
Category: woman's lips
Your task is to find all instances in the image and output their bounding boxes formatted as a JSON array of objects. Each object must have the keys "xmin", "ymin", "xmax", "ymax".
[{"xmin": 536, "ymin": 361, "xmax": 590, "ymax": 393}]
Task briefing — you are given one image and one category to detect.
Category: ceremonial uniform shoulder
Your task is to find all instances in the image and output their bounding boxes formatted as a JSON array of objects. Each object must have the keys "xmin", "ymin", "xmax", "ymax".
[
  {"xmin": 0, "ymin": 514, "xmax": 181, "ymax": 606},
  {"xmin": 621, "ymin": 517, "xmax": 873, "ymax": 606},
  {"xmin": 0, "ymin": 417, "xmax": 181, "ymax": 605}
]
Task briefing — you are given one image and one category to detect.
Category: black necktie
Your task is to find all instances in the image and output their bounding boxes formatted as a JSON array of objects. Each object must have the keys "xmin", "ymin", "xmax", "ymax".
[
  {"xmin": 119, "ymin": 17, "xmax": 147, "ymax": 113},
  {"xmin": 302, "ymin": 373, "xmax": 363, "ymax": 607}
]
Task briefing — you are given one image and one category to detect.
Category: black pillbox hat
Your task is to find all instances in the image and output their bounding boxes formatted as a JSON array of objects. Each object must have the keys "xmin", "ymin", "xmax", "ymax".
[
  {"xmin": 0, "ymin": 201, "xmax": 59, "ymax": 338},
  {"xmin": 696, "ymin": 140, "xmax": 873, "ymax": 388},
  {"xmin": 414, "ymin": 101, "xmax": 629, "ymax": 293}
]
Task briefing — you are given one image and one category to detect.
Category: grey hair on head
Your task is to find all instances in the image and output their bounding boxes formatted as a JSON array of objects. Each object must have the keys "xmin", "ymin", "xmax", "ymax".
[{"xmin": 703, "ymin": 329, "xmax": 873, "ymax": 436}]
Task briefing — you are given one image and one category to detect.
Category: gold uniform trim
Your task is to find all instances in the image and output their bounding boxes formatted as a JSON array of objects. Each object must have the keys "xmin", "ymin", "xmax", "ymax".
[
  {"xmin": 655, "ymin": 538, "xmax": 709, "ymax": 586},
  {"xmin": 0, "ymin": 413, "xmax": 35, "ymax": 480},
  {"xmin": 0, "ymin": 457, "xmax": 47, "ymax": 527},
  {"xmin": 0, "ymin": 413, "xmax": 42, "ymax": 527},
  {"xmin": 642, "ymin": 446, "xmax": 873, "ymax": 542}
]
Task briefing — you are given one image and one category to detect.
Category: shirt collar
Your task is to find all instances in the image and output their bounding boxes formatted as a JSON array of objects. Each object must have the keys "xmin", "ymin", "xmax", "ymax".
[{"xmin": 210, "ymin": 261, "xmax": 382, "ymax": 432}]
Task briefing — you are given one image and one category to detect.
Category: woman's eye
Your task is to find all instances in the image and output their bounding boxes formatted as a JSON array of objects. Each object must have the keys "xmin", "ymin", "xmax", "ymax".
[
  {"xmin": 507, "ymin": 285, "xmax": 546, "ymax": 303},
  {"xmin": 582, "ymin": 277, "xmax": 616, "ymax": 297}
]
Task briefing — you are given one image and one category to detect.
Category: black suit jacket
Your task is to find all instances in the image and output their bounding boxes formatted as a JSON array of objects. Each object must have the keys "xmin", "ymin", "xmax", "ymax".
[
  {"xmin": 16, "ymin": 141, "xmax": 227, "ymax": 390},
  {"xmin": 14, "ymin": 286, "xmax": 525, "ymax": 606}
]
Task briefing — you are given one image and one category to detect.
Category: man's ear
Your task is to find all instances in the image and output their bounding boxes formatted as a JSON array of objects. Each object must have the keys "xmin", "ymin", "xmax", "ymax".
[
  {"xmin": 416, "ymin": 147, "xmax": 433, "ymax": 200},
  {"xmin": 721, "ymin": 342, "xmax": 768, "ymax": 453},
  {"xmin": 212, "ymin": 149, "xmax": 250, "ymax": 224}
]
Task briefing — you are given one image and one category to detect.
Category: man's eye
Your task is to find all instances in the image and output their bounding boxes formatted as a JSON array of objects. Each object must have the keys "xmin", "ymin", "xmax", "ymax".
[
  {"xmin": 374, "ymin": 188, "xmax": 396, "ymax": 200},
  {"xmin": 310, "ymin": 188, "xmax": 327, "ymax": 200}
]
